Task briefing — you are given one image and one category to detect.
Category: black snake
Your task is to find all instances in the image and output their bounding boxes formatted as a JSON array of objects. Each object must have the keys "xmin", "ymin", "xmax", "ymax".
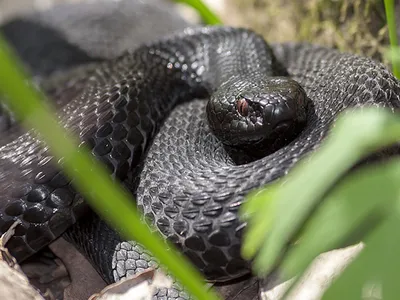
[{"xmin": 1, "ymin": 1, "xmax": 400, "ymax": 298}]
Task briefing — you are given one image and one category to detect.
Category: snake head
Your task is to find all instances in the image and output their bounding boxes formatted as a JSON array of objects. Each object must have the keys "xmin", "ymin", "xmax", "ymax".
[{"xmin": 207, "ymin": 76, "xmax": 309, "ymax": 156}]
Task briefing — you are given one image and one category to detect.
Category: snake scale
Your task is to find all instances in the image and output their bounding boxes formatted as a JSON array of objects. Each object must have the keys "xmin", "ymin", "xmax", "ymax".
[{"xmin": 1, "ymin": 1, "xmax": 400, "ymax": 298}]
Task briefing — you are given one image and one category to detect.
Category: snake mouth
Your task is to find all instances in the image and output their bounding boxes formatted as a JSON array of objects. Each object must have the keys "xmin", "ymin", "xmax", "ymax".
[{"xmin": 230, "ymin": 118, "xmax": 305, "ymax": 159}]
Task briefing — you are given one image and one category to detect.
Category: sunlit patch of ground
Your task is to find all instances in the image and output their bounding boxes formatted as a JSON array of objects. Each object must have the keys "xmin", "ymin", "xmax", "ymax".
[{"xmin": 216, "ymin": 0, "xmax": 396, "ymax": 64}]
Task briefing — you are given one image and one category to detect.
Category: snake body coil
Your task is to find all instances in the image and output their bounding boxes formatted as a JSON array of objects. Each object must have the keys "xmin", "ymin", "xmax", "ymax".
[{"xmin": 1, "ymin": 19, "xmax": 400, "ymax": 288}]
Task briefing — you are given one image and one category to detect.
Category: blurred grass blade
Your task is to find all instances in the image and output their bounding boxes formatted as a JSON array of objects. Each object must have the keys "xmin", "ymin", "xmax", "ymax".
[
  {"xmin": 323, "ymin": 211, "xmax": 400, "ymax": 300},
  {"xmin": 241, "ymin": 108, "xmax": 400, "ymax": 276},
  {"xmin": 386, "ymin": 47, "xmax": 400, "ymax": 65},
  {"xmin": 0, "ymin": 35, "xmax": 220, "ymax": 300},
  {"xmin": 241, "ymin": 184, "xmax": 279, "ymax": 259},
  {"xmin": 173, "ymin": 0, "xmax": 222, "ymax": 24},
  {"xmin": 384, "ymin": 0, "xmax": 400, "ymax": 78},
  {"xmin": 280, "ymin": 158, "xmax": 400, "ymax": 280}
]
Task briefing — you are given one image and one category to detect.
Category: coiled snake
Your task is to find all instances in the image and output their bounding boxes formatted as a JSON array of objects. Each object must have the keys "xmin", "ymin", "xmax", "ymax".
[{"xmin": 1, "ymin": 1, "xmax": 400, "ymax": 298}]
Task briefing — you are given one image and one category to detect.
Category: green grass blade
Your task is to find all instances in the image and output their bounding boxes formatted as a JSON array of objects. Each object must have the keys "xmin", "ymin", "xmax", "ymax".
[
  {"xmin": 241, "ymin": 185, "xmax": 279, "ymax": 259},
  {"xmin": 173, "ymin": 0, "xmax": 222, "ymax": 25},
  {"xmin": 241, "ymin": 108, "xmax": 400, "ymax": 277},
  {"xmin": 384, "ymin": 0, "xmax": 400, "ymax": 78},
  {"xmin": 387, "ymin": 47, "xmax": 400, "ymax": 65},
  {"xmin": 0, "ymin": 35, "xmax": 220, "ymax": 300}
]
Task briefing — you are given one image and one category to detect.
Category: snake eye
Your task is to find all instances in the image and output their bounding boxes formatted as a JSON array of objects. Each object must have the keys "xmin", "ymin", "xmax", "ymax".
[{"xmin": 236, "ymin": 98, "xmax": 249, "ymax": 117}]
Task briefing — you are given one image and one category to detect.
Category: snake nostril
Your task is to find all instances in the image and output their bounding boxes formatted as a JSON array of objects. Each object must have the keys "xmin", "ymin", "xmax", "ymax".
[{"xmin": 236, "ymin": 98, "xmax": 249, "ymax": 117}]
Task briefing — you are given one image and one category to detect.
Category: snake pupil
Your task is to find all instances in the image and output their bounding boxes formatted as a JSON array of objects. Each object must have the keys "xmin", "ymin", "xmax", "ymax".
[{"xmin": 236, "ymin": 98, "xmax": 249, "ymax": 117}]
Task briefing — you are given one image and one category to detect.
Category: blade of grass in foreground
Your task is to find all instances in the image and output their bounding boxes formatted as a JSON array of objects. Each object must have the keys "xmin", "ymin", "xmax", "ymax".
[
  {"xmin": 387, "ymin": 47, "xmax": 400, "ymax": 65},
  {"xmin": 384, "ymin": 0, "xmax": 400, "ymax": 78},
  {"xmin": 173, "ymin": 0, "xmax": 222, "ymax": 25},
  {"xmin": 0, "ymin": 35, "xmax": 220, "ymax": 300},
  {"xmin": 240, "ymin": 183, "xmax": 280, "ymax": 259},
  {"xmin": 241, "ymin": 108, "xmax": 400, "ymax": 276}
]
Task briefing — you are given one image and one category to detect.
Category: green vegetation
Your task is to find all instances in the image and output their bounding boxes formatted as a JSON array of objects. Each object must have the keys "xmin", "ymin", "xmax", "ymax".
[
  {"xmin": 173, "ymin": 0, "xmax": 222, "ymax": 24},
  {"xmin": 385, "ymin": 0, "xmax": 400, "ymax": 77}
]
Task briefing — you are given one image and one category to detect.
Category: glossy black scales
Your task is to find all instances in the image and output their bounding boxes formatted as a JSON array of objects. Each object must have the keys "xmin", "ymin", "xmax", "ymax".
[
  {"xmin": 132, "ymin": 44, "xmax": 400, "ymax": 281},
  {"xmin": 0, "ymin": 151, "xmax": 84, "ymax": 260},
  {"xmin": 0, "ymin": 26, "xmax": 287, "ymax": 264}
]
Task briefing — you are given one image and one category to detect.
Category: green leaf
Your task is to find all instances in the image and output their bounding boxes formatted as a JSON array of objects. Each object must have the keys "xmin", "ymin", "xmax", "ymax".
[
  {"xmin": 0, "ymin": 35, "xmax": 220, "ymax": 300},
  {"xmin": 241, "ymin": 184, "xmax": 280, "ymax": 259},
  {"xmin": 385, "ymin": 47, "xmax": 400, "ymax": 65},
  {"xmin": 281, "ymin": 158, "xmax": 400, "ymax": 280},
  {"xmin": 242, "ymin": 108, "xmax": 400, "ymax": 277},
  {"xmin": 323, "ymin": 210, "xmax": 400, "ymax": 300}
]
